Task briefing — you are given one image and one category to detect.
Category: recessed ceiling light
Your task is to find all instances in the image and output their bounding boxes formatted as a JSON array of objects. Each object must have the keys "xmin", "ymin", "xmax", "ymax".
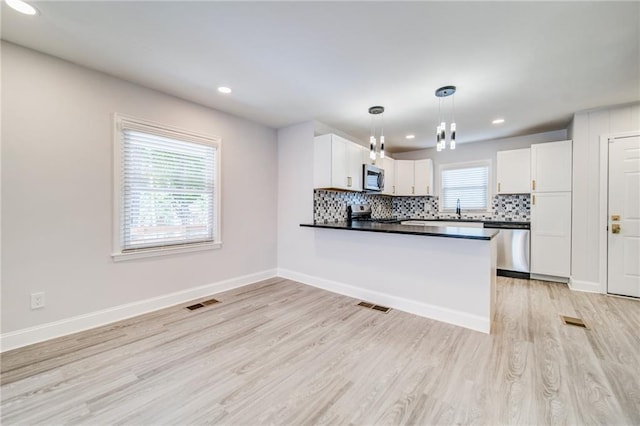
[
  {"xmin": 492, "ymin": 118, "xmax": 505, "ymax": 124},
  {"xmin": 406, "ymin": 134, "xmax": 415, "ymax": 139},
  {"xmin": 4, "ymin": 0, "xmax": 38, "ymax": 15},
  {"xmin": 217, "ymin": 86, "xmax": 232, "ymax": 94}
]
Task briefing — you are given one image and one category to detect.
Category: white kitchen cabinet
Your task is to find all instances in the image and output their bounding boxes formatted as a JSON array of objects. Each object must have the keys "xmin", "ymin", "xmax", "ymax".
[
  {"xmin": 394, "ymin": 159, "xmax": 434, "ymax": 196},
  {"xmin": 496, "ymin": 148, "xmax": 531, "ymax": 194},
  {"xmin": 414, "ymin": 159, "xmax": 434, "ymax": 196},
  {"xmin": 381, "ymin": 156, "xmax": 396, "ymax": 195},
  {"xmin": 531, "ymin": 191, "xmax": 572, "ymax": 277},
  {"xmin": 395, "ymin": 160, "xmax": 415, "ymax": 196},
  {"xmin": 531, "ymin": 140, "xmax": 572, "ymax": 192},
  {"xmin": 314, "ymin": 134, "xmax": 366, "ymax": 191}
]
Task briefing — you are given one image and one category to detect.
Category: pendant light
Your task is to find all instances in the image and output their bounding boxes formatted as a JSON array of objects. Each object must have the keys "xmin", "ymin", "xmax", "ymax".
[
  {"xmin": 369, "ymin": 106, "xmax": 385, "ymax": 161},
  {"xmin": 435, "ymin": 86, "xmax": 456, "ymax": 151}
]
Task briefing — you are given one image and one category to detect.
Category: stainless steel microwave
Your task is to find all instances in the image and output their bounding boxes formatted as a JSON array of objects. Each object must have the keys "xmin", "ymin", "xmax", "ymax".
[{"xmin": 363, "ymin": 164, "xmax": 384, "ymax": 192}]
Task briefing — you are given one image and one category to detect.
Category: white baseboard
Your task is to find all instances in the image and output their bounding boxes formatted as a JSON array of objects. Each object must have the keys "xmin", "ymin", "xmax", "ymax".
[
  {"xmin": 277, "ymin": 268, "xmax": 490, "ymax": 334},
  {"xmin": 530, "ymin": 273, "xmax": 570, "ymax": 284},
  {"xmin": 0, "ymin": 269, "xmax": 277, "ymax": 353},
  {"xmin": 568, "ymin": 278, "xmax": 604, "ymax": 294}
]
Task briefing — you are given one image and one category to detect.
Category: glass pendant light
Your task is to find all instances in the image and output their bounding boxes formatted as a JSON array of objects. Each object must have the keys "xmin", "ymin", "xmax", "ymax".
[
  {"xmin": 369, "ymin": 106, "xmax": 385, "ymax": 161},
  {"xmin": 435, "ymin": 86, "xmax": 457, "ymax": 151}
]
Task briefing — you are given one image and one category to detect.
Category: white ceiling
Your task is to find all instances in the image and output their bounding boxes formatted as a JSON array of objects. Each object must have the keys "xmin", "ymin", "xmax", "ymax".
[{"xmin": 2, "ymin": 1, "xmax": 639, "ymax": 152}]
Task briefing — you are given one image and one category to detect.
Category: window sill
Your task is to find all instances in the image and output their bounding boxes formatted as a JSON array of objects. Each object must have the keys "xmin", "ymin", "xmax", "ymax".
[{"xmin": 112, "ymin": 241, "xmax": 222, "ymax": 262}]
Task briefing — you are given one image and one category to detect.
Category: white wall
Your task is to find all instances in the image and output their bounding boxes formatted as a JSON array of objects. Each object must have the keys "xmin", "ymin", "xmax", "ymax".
[
  {"xmin": 569, "ymin": 102, "xmax": 640, "ymax": 292},
  {"xmin": 276, "ymin": 121, "xmax": 316, "ymax": 272},
  {"xmin": 1, "ymin": 42, "xmax": 278, "ymax": 336},
  {"xmin": 393, "ymin": 130, "xmax": 567, "ymax": 200}
]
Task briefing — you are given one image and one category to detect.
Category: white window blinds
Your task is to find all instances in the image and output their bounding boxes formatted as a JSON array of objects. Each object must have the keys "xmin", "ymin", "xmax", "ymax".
[
  {"xmin": 121, "ymin": 128, "xmax": 217, "ymax": 251},
  {"xmin": 440, "ymin": 164, "xmax": 489, "ymax": 211}
]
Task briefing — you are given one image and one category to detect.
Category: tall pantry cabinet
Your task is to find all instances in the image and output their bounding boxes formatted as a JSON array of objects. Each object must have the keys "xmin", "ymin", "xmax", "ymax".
[{"xmin": 530, "ymin": 140, "xmax": 572, "ymax": 279}]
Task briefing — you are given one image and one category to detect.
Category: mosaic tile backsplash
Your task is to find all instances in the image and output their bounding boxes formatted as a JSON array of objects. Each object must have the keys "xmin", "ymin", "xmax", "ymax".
[
  {"xmin": 313, "ymin": 190, "xmax": 393, "ymax": 223},
  {"xmin": 314, "ymin": 190, "xmax": 530, "ymax": 223}
]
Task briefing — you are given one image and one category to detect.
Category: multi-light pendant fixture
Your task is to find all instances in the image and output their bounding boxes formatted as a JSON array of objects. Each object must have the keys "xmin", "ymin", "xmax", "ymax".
[
  {"xmin": 368, "ymin": 105, "xmax": 385, "ymax": 161},
  {"xmin": 435, "ymin": 85, "xmax": 456, "ymax": 151}
]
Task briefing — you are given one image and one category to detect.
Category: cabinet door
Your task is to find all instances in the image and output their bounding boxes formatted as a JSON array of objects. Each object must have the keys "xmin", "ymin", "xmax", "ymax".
[
  {"xmin": 395, "ymin": 160, "xmax": 415, "ymax": 196},
  {"xmin": 382, "ymin": 156, "xmax": 395, "ymax": 195},
  {"xmin": 414, "ymin": 159, "xmax": 434, "ymax": 196},
  {"xmin": 330, "ymin": 136, "xmax": 349, "ymax": 190},
  {"xmin": 347, "ymin": 143, "xmax": 367, "ymax": 191},
  {"xmin": 497, "ymin": 148, "xmax": 531, "ymax": 194},
  {"xmin": 531, "ymin": 191, "xmax": 571, "ymax": 277},
  {"xmin": 531, "ymin": 140, "xmax": 572, "ymax": 192}
]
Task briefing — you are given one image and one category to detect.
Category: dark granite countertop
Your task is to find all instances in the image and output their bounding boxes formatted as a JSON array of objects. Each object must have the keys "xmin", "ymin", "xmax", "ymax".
[
  {"xmin": 300, "ymin": 221, "xmax": 499, "ymax": 241},
  {"xmin": 398, "ymin": 218, "xmax": 530, "ymax": 229}
]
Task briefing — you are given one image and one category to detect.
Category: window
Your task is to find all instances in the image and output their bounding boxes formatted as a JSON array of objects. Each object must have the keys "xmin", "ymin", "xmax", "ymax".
[
  {"xmin": 113, "ymin": 114, "xmax": 221, "ymax": 260},
  {"xmin": 439, "ymin": 161, "xmax": 491, "ymax": 212}
]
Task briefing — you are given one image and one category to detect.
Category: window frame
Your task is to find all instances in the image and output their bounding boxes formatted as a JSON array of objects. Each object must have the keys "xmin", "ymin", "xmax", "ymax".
[
  {"xmin": 112, "ymin": 113, "xmax": 222, "ymax": 261},
  {"xmin": 438, "ymin": 159, "xmax": 492, "ymax": 213}
]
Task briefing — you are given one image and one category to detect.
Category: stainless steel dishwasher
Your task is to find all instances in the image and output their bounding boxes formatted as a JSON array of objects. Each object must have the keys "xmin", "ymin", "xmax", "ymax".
[{"xmin": 483, "ymin": 222, "xmax": 530, "ymax": 279}]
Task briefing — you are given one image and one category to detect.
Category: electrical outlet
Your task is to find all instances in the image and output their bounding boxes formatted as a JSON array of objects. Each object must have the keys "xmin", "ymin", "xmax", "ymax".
[{"xmin": 31, "ymin": 292, "xmax": 45, "ymax": 310}]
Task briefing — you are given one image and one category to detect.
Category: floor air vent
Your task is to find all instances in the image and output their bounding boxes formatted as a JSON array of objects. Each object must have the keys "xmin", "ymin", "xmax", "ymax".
[
  {"xmin": 357, "ymin": 301, "xmax": 391, "ymax": 313},
  {"xmin": 560, "ymin": 315, "xmax": 589, "ymax": 329},
  {"xmin": 186, "ymin": 303, "xmax": 205, "ymax": 311},
  {"xmin": 185, "ymin": 298, "xmax": 220, "ymax": 311}
]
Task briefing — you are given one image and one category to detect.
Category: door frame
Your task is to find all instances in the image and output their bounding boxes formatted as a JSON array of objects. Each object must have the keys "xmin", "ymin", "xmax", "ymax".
[{"xmin": 599, "ymin": 131, "xmax": 640, "ymax": 294}]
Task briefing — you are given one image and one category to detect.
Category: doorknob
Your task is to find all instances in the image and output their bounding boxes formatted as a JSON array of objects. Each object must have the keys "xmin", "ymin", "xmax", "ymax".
[{"xmin": 612, "ymin": 224, "xmax": 621, "ymax": 234}]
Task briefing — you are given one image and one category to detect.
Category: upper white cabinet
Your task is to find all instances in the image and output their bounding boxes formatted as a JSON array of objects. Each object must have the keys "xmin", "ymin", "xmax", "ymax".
[
  {"xmin": 531, "ymin": 140, "xmax": 572, "ymax": 192},
  {"xmin": 395, "ymin": 160, "xmax": 415, "ymax": 196},
  {"xmin": 314, "ymin": 134, "xmax": 367, "ymax": 191},
  {"xmin": 496, "ymin": 148, "xmax": 531, "ymax": 194},
  {"xmin": 381, "ymin": 156, "xmax": 396, "ymax": 195},
  {"xmin": 414, "ymin": 159, "xmax": 434, "ymax": 196},
  {"xmin": 395, "ymin": 159, "xmax": 434, "ymax": 196}
]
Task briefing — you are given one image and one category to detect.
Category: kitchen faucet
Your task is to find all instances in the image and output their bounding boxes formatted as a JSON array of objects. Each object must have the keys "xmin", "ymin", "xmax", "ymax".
[{"xmin": 456, "ymin": 198, "xmax": 461, "ymax": 219}]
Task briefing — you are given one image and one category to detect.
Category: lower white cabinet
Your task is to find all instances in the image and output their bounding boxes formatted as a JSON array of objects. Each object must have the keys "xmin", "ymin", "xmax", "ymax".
[{"xmin": 531, "ymin": 191, "xmax": 571, "ymax": 277}]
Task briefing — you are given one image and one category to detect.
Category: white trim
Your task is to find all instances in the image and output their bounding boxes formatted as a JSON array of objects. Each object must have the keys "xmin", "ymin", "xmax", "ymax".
[
  {"xmin": 0, "ymin": 269, "xmax": 277, "ymax": 352},
  {"xmin": 277, "ymin": 268, "xmax": 490, "ymax": 334},
  {"xmin": 438, "ymin": 159, "xmax": 493, "ymax": 213},
  {"xmin": 568, "ymin": 278, "xmax": 602, "ymax": 293},
  {"xmin": 530, "ymin": 273, "xmax": 569, "ymax": 284},
  {"xmin": 111, "ymin": 241, "xmax": 222, "ymax": 261},
  {"xmin": 112, "ymin": 113, "xmax": 223, "ymax": 260},
  {"xmin": 599, "ymin": 131, "xmax": 640, "ymax": 295}
]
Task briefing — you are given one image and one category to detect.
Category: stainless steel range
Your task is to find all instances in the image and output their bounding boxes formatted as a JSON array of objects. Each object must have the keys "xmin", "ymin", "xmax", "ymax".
[{"xmin": 347, "ymin": 204, "xmax": 399, "ymax": 223}]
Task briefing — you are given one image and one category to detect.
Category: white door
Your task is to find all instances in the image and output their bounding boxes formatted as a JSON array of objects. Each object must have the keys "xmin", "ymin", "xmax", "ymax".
[{"xmin": 608, "ymin": 135, "xmax": 640, "ymax": 297}]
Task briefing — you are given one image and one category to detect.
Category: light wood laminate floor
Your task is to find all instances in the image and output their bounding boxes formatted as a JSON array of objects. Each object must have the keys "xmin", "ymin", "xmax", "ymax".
[{"xmin": 1, "ymin": 277, "xmax": 639, "ymax": 425}]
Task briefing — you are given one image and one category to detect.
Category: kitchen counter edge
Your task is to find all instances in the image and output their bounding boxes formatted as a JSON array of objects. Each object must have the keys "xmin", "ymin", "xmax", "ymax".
[{"xmin": 300, "ymin": 222, "xmax": 499, "ymax": 240}]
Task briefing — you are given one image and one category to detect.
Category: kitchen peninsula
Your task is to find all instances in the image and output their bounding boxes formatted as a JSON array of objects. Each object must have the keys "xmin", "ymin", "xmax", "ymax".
[{"xmin": 300, "ymin": 221, "xmax": 498, "ymax": 333}]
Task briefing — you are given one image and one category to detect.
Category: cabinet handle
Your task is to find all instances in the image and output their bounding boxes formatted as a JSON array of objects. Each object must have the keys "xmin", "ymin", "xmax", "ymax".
[
  {"xmin": 393, "ymin": 185, "xmax": 395, "ymax": 194},
  {"xmin": 498, "ymin": 182, "xmax": 501, "ymax": 192},
  {"xmin": 347, "ymin": 176, "xmax": 352, "ymax": 187},
  {"xmin": 532, "ymin": 194, "xmax": 535, "ymax": 205},
  {"xmin": 412, "ymin": 186, "xmax": 415, "ymax": 195},
  {"xmin": 532, "ymin": 179, "xmax": 536, "ymax": 191},
  {"xmin": 427, "ymin": 185, "xmax": 430, "ymax": 194}
]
